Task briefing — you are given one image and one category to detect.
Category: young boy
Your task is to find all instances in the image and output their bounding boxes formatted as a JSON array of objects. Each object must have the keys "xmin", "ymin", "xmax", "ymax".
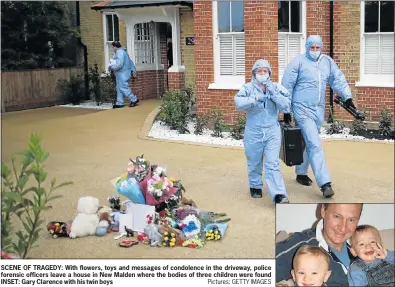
[
  {"xmin": 348, "ymin": 224, "xmax": 394, "ymax": 286},
  {"xmin": 276, "ymin": 245, "xmax": 332, "ymax": 286}
]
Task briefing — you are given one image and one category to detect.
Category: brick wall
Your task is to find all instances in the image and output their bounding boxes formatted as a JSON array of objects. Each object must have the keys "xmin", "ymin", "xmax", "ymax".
[
  {"xmin": 79, "ymin": 2, "xmax": 127, "ymax": 71},
  {"xmin": 194, "ymin": 1, "xmax": 279, "ymax": 122},
  {"xmin": 245, "ymin": 1, "xmax": 278, "ymax": 82},
  {"xmin": 332, "ymin": 2, "xmax": 394, "ymax": 123},
  {"xmin": 129, "ymin": 70, "xmax": 163, "ymax": 100},
  {"xmin": 180, "ymin": 7, "xmax": 195, "ymax": 87}
]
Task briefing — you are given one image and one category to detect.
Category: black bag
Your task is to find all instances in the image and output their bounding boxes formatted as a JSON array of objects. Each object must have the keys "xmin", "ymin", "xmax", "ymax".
[{"xmin": 279, "ymin": 121, "xmax": 304, "ymax": 167}]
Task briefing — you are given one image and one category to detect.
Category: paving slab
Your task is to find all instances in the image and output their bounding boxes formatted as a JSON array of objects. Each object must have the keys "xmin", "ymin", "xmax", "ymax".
[{"xmin": 1, "ymin": 100, "xmax": 393, "ymax": 259}]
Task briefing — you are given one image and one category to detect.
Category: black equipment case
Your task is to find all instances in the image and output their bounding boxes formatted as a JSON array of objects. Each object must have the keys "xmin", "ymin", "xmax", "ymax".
[{"xmin": 279, "ymin": 121, "xmax": 305, "ymax": 167}]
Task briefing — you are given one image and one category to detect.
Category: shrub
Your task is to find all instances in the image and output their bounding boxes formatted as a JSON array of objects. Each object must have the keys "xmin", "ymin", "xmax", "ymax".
[
  {"xmin": 208, "ymin": 107, "xmax": 226, "ymax": 138},
  {"xmin": 1, "ymin": 134, "xmax": 72, "ymax": 258},
  {"xmin": 326, "ymin": 115, "xmax": 346, "ymax": 135},
  {"xmin": 158, "ymin": 87, "xmax": 195, "ymax": 133},
  {"xmin": 57, "ymin": 73, "xmax": 85, "ymax": 105},
  {"xmin": 100, "ymin": 71, "xmax": 117, "ymax": 104},
  {"xmin": 88, "ymin": 64, "xmax": 102, "ymax": 106},
  {"xmin": 230, "ymin": 114, "xmax": 246, "ymax": 140},
  {"xmin": 194, "ymin": 113, "xmax": 209, "ymax": 135},
  {"xmin": 349, "ymin": 111, "xmax": 367, "ymax": 136},
  {"xmin": 379, "ymin": 108, "xmax": 393, "ymax": 139}
]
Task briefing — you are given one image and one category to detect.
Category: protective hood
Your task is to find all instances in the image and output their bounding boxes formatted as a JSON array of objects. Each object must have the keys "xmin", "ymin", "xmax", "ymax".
[
  {"xmin": 251, "ymin": 59, "xmax": 272, "ymax": 79},
  {"xmin": 305, "ymin": 35, "xmax": 323, "ymax": 61}
]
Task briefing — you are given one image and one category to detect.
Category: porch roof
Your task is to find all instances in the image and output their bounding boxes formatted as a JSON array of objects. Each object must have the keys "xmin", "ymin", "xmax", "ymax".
[{"xmin": 91, "ymin": 0, "xmax": 193, "ymax": 10}]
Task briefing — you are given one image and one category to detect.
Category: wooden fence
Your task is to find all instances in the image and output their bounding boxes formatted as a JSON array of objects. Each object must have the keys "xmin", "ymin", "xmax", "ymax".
[{"xmin": 1, "ymin": 66, "xmax": 84, "ymax": 112}]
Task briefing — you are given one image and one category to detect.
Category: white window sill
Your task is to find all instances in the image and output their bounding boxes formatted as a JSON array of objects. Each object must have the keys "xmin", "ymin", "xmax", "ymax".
[
  {"xmin": 208, "ymin": 76, "xmax": 245, "ymax": 90},
  {"xmin": 355, "ymin": 81, "xmax": 394, "ymax": 88},
  {"xmin": 136, "ymin": 64, "xmax": 164, "ymax": 72},
  {"xmin": 208, "ymin": 82, "xmax": 244, "ymax": 91},
  {"xmin": 168, "ymin": 65, "xmax": 185, "ymax": 73}
]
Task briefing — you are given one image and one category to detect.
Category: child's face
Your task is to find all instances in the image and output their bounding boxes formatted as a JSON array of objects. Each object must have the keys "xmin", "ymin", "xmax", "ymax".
[
  {"xmin": 291, "ymin": 254, "xmax": 331, "ymax": 287},
  {"xmin": 351, "ymin": 230, "xmax": 381, "ymax": 262}
]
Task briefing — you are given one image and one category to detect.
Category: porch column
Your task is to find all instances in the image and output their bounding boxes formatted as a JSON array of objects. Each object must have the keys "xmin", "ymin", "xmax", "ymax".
[{"xmin": 168, "ymin": 7, "xmax": 185, "ymax": 90}]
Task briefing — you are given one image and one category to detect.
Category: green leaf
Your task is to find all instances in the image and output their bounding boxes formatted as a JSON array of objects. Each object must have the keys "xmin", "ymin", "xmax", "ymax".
[
  {"xmin": 39, "ymin": 196, "xmax": 46, "ymax": 207},
  {"xmin": 33, "ymin": 206, "xmax": 40, "ymax": 215},
  {"xmin": 53, "ymin": 181, "xmax": 73, "ymax": 190},
  {"xmin": 21, "ymin": 187, "xmax": 38, "ymax": 196},
  {"xmin": 17, "ymin": 175, "xmax": 29, "ymax": 191},
  {"xmin": 50, "ymin": 177, "xmax": 56, "ymax": 188},
  {"xmin": 1, "ymin": 162, "xmax": 11, "ymax": 179},
  {"xmin": 37, "ymin": 187, "xmax": 45, "ymax": 197},
  {"xmin": 4, "ymin": 192, "xmax": 24, "ymax": 203},
  {"xmin": 39, "ymin": 206, "xmax": 51, "ymax": 211},
  {"xmin": 22, "ymin": 221, "xmax": 32, "ymax": 233},
  {"xmin": 38, "ymin": 170, "xmax": 47, "ymax": 182},
  {"xmin": 47, "ymin": 195, "xmax": 63, "ymax": 202}
]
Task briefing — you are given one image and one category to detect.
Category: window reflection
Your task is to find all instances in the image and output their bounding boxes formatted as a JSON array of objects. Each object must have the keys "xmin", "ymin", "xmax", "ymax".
[
  {"xmin": 218, "ymin": 1, "xmax": 230, "ymax": 33},
  {"xmin": 232, "ymin": 1, "xmax": 244, "ymax": 32},
  {"xmin": 278, "ymin": 1, "xmax": 290, "ymax": 32},
  {"xmin": 380, "ymin": 1, "xmax": 394, "ymax": 32},
  {"xmin": 365, "ymin": 1, "xmax": 379, "ymax": 32}
]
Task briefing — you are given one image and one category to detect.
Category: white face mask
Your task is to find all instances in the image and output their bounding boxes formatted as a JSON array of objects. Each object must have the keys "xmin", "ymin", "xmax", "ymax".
[
  {"xmin": 310, "ymin": 51, "xmax": 321, "ymax": 61},
  {"xmin": 256, "ymin": 74, "xmax": 269, "ymax": 84}
]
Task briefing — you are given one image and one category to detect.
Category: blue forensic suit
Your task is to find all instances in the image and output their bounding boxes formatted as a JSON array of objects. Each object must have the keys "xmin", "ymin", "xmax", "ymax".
[
  {"xmin": 281, "ymin": 35, "xmax": 352, "ymax": 187},
  {"xmin": 234, "ymin": 60, "xmax": 291, "ymax": 202},
  {"xmin": 110, "ymin": 47, "xmax": 138, "ymax": 106}
]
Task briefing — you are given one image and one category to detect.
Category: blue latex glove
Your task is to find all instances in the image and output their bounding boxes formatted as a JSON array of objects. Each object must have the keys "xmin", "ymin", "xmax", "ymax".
[
  {"xmin": 265, "ymin": 80, "xmax": 276, "ymax": 96},
  {"xmin": 256, "ymin": 94, "xmax": 267, "ymax": 102}
]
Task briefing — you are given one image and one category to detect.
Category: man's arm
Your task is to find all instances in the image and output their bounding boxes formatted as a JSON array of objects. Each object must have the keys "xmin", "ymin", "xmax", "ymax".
[
  {"xmin": 280, "ymin": 56, "xmax": 301, "ymax": 101},
  {"xmin": 269, "ymin": 83, "xmax": 291, "ymax": 113},
  {"xmin": 347, "ymin": 265, "xmax": 367, "ymax": 287},
  {"xmin": 328, "ymin": 57, "xmax": 352, "ymax": 102},
  {"xmin": 234, "ymin": 84, "xmax": 257, "ymax": 112},
  {"xmin": 130, "ymin": 57, "xmax": 137, "ymax": 75},
  {"xmin": 110, "ymin": 49, "xmax": 125, "ymax": 71}
]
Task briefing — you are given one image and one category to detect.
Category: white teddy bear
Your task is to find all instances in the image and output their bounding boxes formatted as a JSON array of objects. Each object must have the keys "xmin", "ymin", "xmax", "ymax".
[{"xmin": 69, "ymin": 196, "xmax": 100, "ymax": 238}]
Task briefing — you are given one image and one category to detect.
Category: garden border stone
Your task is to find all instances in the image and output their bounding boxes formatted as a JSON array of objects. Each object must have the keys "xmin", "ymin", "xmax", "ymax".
[{"xmin": 139, "ymin": 107, "xmax": 394, "ymax": 148}]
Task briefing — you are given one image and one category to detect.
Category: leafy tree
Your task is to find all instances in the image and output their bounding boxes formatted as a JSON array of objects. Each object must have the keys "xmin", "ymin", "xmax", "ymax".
[{"xmin": 1, "ymin": 1, "xmax": 79, "ymax": 70}]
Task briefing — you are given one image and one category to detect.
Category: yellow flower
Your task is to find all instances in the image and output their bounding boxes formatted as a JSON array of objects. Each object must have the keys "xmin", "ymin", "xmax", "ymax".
[{"xmin": 169, "ymin": 178, "xmax": 176, "ymax": 182}]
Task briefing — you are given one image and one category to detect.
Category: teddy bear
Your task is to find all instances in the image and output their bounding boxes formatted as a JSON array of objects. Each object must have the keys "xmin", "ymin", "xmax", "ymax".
[
  {"xmin": 69, "ymin": 196, "xmax": 101, "ymax": 239},
  {"xmin": 95, "ymin": 205, "xmax": 113, "ymax": 236}
]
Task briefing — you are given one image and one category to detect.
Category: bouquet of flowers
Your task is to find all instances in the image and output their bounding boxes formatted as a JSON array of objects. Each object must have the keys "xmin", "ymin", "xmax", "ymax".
[
  {"xmin": 127, "ymin": 155, "xmax": 150, "ymax": 182},
  {"xmin": 143, "ymin": 166, "xmax": 178, "ymax": 206}
]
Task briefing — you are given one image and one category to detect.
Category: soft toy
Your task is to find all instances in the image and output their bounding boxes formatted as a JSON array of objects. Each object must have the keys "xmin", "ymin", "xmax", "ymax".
[
  {"xmin": 143, "ymin": 224, "xmax": 163, "ymax": 247},
  {"xmin": 97, "ymin": 206, "xmax": 113, "ymax": 225},
  {"xmin": 69, "ymin": 196, "xmax": 100, "ymax": 239}
]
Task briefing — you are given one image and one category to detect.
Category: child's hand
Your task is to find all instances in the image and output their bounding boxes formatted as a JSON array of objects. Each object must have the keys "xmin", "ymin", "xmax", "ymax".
[
  {"xmin": 275, "ymin": 279, "xmax": 294, "ymax": 287},
  {"xmin": 373, "ymin": 242, "xmax": 388, "ymax": 259}
]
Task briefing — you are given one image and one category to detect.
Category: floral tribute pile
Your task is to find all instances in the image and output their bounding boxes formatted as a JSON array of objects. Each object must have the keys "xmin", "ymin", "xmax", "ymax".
[{"xmin": 111, "ymin": 155, "xmax": 230, "ymax": 249}]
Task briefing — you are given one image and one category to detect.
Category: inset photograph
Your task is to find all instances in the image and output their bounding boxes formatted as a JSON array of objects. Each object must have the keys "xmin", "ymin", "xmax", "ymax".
[{"xmin": 275, "ymin": 203, "xmax": 394, "ymax": 287}]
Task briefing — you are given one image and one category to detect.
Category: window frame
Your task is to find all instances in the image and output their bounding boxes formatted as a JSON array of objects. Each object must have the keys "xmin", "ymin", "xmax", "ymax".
[
  {"xmin": 357, "ymin": 1, "xmax": 394, "ymax": 87},
  {"xmin": 210, "ymin": 0, "xmax": 246, "ymax": 90},
  {"xmin": 103, "ymin": 12, "xmax": 120, "ymax": 71},
  {"xmin": 278, "ymin": 1, "xmax": 307, "ymax": 83},
  {"xmin": 134, "ymin": 22, "xmax": 156, "ymax": 66}
]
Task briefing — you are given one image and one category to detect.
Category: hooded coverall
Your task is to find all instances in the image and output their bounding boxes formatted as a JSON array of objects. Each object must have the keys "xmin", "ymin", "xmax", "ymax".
[
  {"xmin": 234, "ymin": 60, "xmax": 291, "ymax": 202},
  {"xmin": 281, "ymin": 35, "xmax": 352, "ymax": 188},
  {"xmin": 110, "ymin": 47, "xmax": 138, "ymax": 106}
]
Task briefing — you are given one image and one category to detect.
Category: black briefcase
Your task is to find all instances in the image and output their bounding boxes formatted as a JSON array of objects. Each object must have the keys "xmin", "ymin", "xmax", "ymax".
[{"xmin": 279, "ymin": 121, "xmax": 304, "ymax": 167}]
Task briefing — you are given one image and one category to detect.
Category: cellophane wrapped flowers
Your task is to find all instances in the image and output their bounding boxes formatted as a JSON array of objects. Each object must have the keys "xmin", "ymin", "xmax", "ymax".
[{"xmin": 110, "ymin": 154, "xmax": 231, "ymax": 249}]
